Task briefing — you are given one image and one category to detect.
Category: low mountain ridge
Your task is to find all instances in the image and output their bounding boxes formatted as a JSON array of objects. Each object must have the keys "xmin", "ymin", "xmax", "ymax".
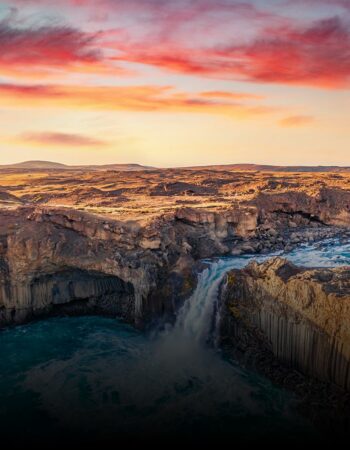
[
  {"xmin": 0, "ymin": 160, "xmax": 155, "ymax": 171},
  {"xmin": 1, "ymin": 160, "xmax": 350, "ymax": 172},
  {"xmin": 185, "ymin": 163, "xmax": 350, "ymax": 172}
]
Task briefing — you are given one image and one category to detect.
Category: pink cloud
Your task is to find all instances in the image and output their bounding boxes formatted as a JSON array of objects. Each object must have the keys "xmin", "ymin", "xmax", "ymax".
[
  {"xmin": 4, "ymin": 1, "xmax": 350, "ymax": 89},
  {"xmin": 111, "ymin": 14, "xmax": 350, "ymax": 88},
  {"xmin": 19, "ymin": 131, "xmax": 108, "ymax": 147},
  {"xmin": 0, "ymin": 18, "xmax": 100, "ymax": 65}
]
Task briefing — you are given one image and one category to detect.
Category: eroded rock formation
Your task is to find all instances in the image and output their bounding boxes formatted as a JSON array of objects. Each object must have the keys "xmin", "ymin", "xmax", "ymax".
[{"xmin": 250, "ymin": 187, "xmax": 350, "ymax": 228}]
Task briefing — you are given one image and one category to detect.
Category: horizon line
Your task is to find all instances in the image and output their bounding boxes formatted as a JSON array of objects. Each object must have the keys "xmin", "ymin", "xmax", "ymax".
[{"xmin": 1, "ymin": 160, "xmax": 350, "ymax": 170}]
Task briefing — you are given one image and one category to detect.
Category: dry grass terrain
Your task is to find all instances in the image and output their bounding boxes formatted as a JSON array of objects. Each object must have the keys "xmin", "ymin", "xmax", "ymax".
[{"xmin": 1, "ymin": 168, "xmax": 350, "ymax": 223}]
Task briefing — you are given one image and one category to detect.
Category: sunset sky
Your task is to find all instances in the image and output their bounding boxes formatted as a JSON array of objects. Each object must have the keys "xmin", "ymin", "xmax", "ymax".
[{"xmin": 0, "ymin": 0, "xmax": 349, "ymax": 167}]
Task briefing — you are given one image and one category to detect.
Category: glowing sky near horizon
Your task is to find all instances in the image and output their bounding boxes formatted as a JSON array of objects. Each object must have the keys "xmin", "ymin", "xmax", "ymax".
[{"xmin": 0, "ymin": 0, "xmax": 349, "ymax": 167}]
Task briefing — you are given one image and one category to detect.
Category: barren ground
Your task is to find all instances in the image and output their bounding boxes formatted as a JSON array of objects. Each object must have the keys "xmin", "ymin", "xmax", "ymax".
[{"xmin": 1, "ymin": 168, "xmax": 350, "ymax": 223}]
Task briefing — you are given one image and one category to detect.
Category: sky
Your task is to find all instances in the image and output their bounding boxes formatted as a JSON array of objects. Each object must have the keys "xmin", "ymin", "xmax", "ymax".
[{"xmin": 0, "ymin": 0, "xmax": 349, "ymax": 167}]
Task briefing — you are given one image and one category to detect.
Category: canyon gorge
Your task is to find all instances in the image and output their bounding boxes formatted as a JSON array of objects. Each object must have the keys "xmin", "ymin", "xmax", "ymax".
[{"xmin": 1, "ymin": 166, "xmax": 350, "ymax": 439}]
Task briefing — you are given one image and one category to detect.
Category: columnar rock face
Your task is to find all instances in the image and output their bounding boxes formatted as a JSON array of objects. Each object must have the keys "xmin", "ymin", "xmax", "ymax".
[
  {"xmin": 0, "ymin": 269, "xmax": 134, "ymax": 324},
  {"xmin": 221, "ymin": 258, "xmax": 350, "ymax": 391}
]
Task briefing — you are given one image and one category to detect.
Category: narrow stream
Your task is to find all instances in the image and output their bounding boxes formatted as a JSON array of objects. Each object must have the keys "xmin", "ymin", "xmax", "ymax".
[{"xmin": 0, "ymin": 238, "xmax": 349, "ymax": 443}]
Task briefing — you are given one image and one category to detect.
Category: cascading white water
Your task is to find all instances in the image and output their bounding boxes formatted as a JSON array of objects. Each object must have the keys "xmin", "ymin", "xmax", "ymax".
[
  {"xmin": 174, "ymin": 262, "xmax": 226, "ymax": 343},
  {"xmin": 173, "ymin": 261, "xmax": 236, "ymax": 343},
  {"xmin": 170, "ymin": 256, "xmax": 261, "ymax": 344}
]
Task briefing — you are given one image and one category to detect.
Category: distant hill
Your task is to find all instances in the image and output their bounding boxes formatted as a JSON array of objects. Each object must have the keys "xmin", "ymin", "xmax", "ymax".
[
  {"xmin": 0, "ymin": 160, "xmax": 155, "ymax": 171},
  {"xmin": 93, "ymin": 163, "xmax": 155, "ymax": 171},
  {"xmin": 1, "ymin": 160, "xmax": 350, "ymax": 173},
  {"xmin": 185, "ymin": 163, "xmax": 350, "ymax": 172},
  {"xmin": 2, "ymin": 160, "xmax": 68, "ymax": 170}
]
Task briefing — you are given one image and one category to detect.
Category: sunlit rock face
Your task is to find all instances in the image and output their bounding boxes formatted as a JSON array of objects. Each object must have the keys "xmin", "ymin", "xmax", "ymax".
[
  {"xmin": 221, "ymin": 258, "xmax": 350, "ymax": 391},
  {"xmin": 251, "ymin": 188, "xmax": 350, "ymax": 228},
  {"xmin": 175, "ymin": 206, "xmax": 258, "ymax": 239}
]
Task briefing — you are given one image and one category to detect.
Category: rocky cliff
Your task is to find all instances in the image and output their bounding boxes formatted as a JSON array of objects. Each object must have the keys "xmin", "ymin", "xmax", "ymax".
[
  {"xmin": 1, "ymin": 185, "xmax": 350, "ymax": 329},
  {"xmin": 250, "ymin": 187, "xmax": 350, "ymax": 228},
  {"xmin": 220, "ymin": 258, "xmax": 350, "ymax": 391}
]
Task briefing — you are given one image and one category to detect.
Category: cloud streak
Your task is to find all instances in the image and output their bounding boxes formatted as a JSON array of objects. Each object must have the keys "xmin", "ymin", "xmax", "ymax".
[
  {"xmin": 0, "ymin": 12, "xmax": 118, "ymax": 78},
  {"xmin": 113, "ymin": 15, "xmax": 350, "ymax": 88},
  {"xmin": 18, "ymin": 131, "xmax": 108, "ymax": 147},
  {"xmin": 279, "ymin": 115, "xmax": 315, "ymax": 127},
  {"xmin": 0, "ymin": 82, "xmax": 276, "ymax": 119},
  {"xmin": 0, "ymin": 22, "xmax": 98, "ymax": 60}
]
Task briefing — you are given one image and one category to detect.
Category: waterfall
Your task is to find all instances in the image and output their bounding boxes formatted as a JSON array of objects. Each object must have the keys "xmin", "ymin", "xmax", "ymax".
[
  {"xmin": 171, "ymin": 257, "xmax": 254, "ymax": 344},
  {"xmin": 174, "ymin": 261, "xmax": 226, "ymax": 343}
]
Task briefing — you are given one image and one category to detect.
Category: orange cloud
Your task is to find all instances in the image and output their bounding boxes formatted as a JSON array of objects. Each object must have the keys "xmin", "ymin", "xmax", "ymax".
[
  {"xmin": 200, "ymin": 91, "xmax": 264, "ymax": 100},
  {"xmin": 0, "ymin": 82, "xmax": 276, "ymax": 119},
  {"xmin": 279, "ymin": 115, "xmax": 315, "ymax": 127}
]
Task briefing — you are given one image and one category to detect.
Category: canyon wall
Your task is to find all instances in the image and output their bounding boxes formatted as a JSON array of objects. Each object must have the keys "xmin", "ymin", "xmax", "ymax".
[
  {"xmin": 1, "ymin": 185, "xmax": 350, "ymax": 328},
  {"xmin": 220, "ymin": 258, "xmax": 350, "ymax": 391}
]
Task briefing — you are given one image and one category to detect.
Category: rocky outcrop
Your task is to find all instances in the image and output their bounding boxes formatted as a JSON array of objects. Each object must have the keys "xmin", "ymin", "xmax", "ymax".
[
  {"xmin": 251, "ymin": 187, "xmax": 350, "ymax": 228},
  {"xmin": 220, "ymin": 258, "xmax": 350, "ymax": 391},
  {"xmin": 0, "ymin": 190, "xmax": 23, "ymax": 206},
  {"xmin": 175, "ymin": 206, "xmax": 258, "ymax": 238},
  {"xmin": 174, "ymin": 206, "xmax": 258, "ymax": 257}
]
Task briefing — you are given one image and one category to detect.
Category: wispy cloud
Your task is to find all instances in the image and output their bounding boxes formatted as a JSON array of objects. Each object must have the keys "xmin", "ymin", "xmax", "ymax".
[
  {"xmin": 279, "ymin": 115, "xmax": 315, "ymax": 127},
  {"xmin": 0, "ymin": 12, "xmax": 123, "ymax": 78},
  {"xmin": 112, "ymin": 15, "xmax": 350, "ymax": 89},
  {"xmin": 0, "ymin": 82, "xmax": 277, "ymax": 119},
  {"xmin": 0, "ymin": 18, "xmax": 95, "ymax": 59},
  {"xmin": 18, "ymin": 131, "xmax": 108, "ymax": 147},
  {"xmin": 200, "ymin": 91, "xmax": 264, "ymax": 100},
  {"xmin": 286, "ymin": 0, "xmax": 350, "ymax": 11}
]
